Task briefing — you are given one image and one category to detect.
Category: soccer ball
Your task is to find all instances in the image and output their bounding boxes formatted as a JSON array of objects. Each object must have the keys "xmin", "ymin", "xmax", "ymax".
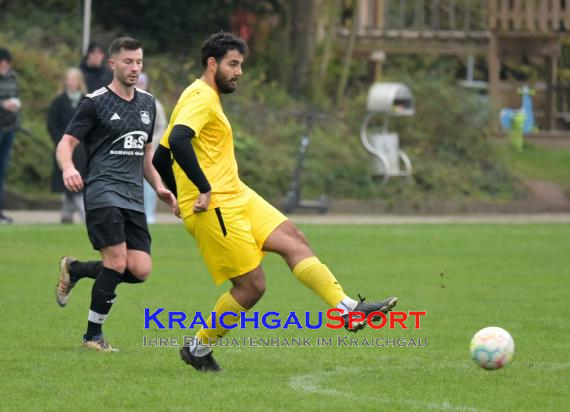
[{"xmin": 470, "ymin": 326, "xmax": 515, "ymax": 370}]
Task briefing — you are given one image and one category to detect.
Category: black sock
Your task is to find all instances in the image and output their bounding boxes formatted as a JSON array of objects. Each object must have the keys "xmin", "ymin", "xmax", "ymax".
[
  {"xmin": 121, "ymin": 269, "xmax": 145, "ymax": 284},
  {"xmin": 70, "ymin": 260, "xmax": 102, "ymax": 283},
  {"xmin": 85, "ymin": 266, "xmax": 122, "ymax": 339}
]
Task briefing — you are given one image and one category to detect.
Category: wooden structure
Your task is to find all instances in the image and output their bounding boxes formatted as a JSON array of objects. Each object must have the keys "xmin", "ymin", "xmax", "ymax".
[{"xmin": 337, "ymin": 0, "xmax": 570, "ymax": 132}]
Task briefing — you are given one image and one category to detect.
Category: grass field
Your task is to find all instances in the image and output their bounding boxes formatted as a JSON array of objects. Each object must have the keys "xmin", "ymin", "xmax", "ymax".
[
  {"xmin": 1, "ymin": 223, "xmax": 569, "ymax": 411},
  {"xmin": 497, "ymin": 142, "xmax": 570, "ymax": 193}
]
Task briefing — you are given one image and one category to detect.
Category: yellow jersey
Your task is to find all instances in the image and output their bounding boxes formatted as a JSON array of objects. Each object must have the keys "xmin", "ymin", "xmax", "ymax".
[{"xmin": 161, "ymin": 79, "xmax": 246, "ymax": 218}]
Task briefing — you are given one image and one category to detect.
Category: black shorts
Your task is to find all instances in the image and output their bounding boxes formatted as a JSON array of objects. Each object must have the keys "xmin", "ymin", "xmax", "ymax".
[{"xmin": 86, "ymin": 207, "xmax": 151, "ymax": 253}]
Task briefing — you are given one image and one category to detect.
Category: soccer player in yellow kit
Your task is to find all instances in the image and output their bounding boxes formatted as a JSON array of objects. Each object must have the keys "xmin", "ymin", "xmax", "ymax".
[{"xmin": 153, "ymin": 32, "xmax": 397, "ymax": 372}]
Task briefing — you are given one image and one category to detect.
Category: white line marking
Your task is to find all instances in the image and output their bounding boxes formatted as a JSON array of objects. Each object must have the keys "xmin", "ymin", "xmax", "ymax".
[{"xmin": 289, "ymin": 366, "xmax": 482, "ymax": 412}]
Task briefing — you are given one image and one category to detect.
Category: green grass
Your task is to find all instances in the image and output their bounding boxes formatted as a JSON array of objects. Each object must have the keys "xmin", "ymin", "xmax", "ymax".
[
  {"xmin": 1, "ymin": 223, "xmax": 569, "ymax": 411},
  {"xmin": 497, "ymin": 142, "xmax": 570, "ymax": 193}
]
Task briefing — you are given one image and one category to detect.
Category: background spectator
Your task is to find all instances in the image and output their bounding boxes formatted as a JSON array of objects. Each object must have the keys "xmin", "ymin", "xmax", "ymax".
[
  {"xmin": 47, "ymin": 67, "xmax": 88, "ymax": 223},
  {"xmin": 79, "ymin": 42, "xmax": 112, "ymax": 93},
  {"xmin": 0, "ymin": 47, "xmax": 21, "ymax": 224},
  {"xmin": 136, "ymin": 72, "xmax": 167, "ymax": 224}
]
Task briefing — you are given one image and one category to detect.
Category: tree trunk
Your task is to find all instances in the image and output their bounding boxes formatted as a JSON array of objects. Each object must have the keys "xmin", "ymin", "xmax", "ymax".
[
  {"xmin": 336, "ymin": 0, "xmax": 361, "ymax": 104},
  {"xmin": 289, "ymin": 0, "xmax": 318, "ymax": 96},
  {"xmin": 314, "ymin": 0, "xmax": 341, "ymax": 98}
]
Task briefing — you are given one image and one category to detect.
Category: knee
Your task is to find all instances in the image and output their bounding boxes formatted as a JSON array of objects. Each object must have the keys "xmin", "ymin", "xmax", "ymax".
[
  {"xmin": 106, "ymin": 257, "xmax": 127, "ymax": 274},
  {"xmin": 136, "ymin": 270, "xmax": 151, "ymax": 282},
  {"xmin": 251, "ymin": 277, "xmax": 266, "ymax": 300},
  {"xmin": 102, "ymin": 246, "xmax": 128, "ymax": 273},
  {"xmin": 131, "ymin": 270, "xmax": 150, "ymax": 282},
  {"xmin": 239, "ymin": 277, "xmax": 266, "ymax": 302},
  {"xmin": 291, "ymin": 226, "xmax": 310, "ymax": 247},
  {"xmin": 282, "ymin": 227, "xmax": 311, "ymax": 259},
  {"xmin": 127, "ymin": 264, "xmax": 151, "ymax": 282}
]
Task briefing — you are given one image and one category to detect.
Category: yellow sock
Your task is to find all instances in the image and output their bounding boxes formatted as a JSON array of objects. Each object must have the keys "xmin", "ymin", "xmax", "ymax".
[
  {"xmin": 196, "ymin": 291, "xmax": 246, "ymax": 345},
  {"xmin": 292, "ymin": 256, "xmax": 348, "ymax": 307}
]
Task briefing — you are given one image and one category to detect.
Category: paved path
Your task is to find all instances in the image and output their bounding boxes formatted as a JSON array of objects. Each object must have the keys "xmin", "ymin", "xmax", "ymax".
[{"xmin": 4, "ymin": 210, "xmax": 570, "ymax": 225}]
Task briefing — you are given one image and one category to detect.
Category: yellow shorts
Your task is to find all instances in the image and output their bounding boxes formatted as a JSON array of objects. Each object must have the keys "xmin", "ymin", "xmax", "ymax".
[{"xmin": 184, "ymin": 188, "xmax": 288, "ymax": 285}]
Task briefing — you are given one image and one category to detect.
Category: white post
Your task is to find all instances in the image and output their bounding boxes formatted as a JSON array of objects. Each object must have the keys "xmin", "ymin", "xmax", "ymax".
[
  {"xmin": 82, "ymin": 0, "xmax": 92, "ymax": 56},
  {"xmin": 467, "ymin": 54, "xmax": 475, "ymax": 82}
]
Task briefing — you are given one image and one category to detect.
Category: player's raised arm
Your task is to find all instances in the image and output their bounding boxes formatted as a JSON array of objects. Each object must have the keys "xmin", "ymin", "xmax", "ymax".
[{"xmin": 56, "ymin": 134, "xmax": 83, "ymax": 192}]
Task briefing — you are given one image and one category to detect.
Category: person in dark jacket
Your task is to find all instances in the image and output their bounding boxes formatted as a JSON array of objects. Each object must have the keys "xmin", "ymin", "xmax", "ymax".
[
  {"xmin": 47, "ymin": 67, "xmax": 88, "ymax": 223},
  {"xmin": 0, "ymin": 47, "xmax": 21, "ymax": 224},
  {"xmin": 79, "ymin": 42, "xmax": 112, "ymax": 93}
]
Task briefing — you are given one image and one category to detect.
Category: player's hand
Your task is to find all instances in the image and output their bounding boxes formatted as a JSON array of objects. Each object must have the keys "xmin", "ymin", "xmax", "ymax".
[
  {"xmin": 193, "ymin": 191, "xmax": 211, "ymax": 213},
  {"xmin": 62, "ymin": 166, "xmax": 83, "ymax": 192},
  {"xmin": 157, "ymin": 187, "xmax": 179, "ymax": 217},
  {"xmin": 3, "ymin": 98, "xmax": 20, "ymax": 113}
]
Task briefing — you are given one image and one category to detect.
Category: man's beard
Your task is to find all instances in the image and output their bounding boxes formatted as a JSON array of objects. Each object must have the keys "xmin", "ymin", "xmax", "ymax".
[
  {"xmin": 117, "ymin": 72, "xmax": 137, "ymax": 87},
  {"xmin": 214, "ymin": 69, "xmax": 237, "ymax": 94}
]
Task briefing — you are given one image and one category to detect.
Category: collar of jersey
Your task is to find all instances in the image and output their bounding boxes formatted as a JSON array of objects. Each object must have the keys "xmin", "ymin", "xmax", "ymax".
[{"xmin": 105, "ymin": 86, "xmax": 138, "ymax": 104}]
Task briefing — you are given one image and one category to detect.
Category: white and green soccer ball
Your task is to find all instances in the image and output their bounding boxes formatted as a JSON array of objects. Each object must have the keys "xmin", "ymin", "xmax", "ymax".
[{"xmin": 470, "ymin": 326, "xmax": 515, "ymax": 370}]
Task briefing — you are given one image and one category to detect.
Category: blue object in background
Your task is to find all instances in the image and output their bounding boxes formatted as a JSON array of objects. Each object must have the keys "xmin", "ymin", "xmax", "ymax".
[{"xmin": 499, "ymin": 86, "xmax": 536, "ymax": 135}]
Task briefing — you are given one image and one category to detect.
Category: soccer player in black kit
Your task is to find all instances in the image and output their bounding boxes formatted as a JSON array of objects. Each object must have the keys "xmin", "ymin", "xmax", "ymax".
[{"xmin": 55, "ymin": 37, "xmax": 177, "ymax": 352}]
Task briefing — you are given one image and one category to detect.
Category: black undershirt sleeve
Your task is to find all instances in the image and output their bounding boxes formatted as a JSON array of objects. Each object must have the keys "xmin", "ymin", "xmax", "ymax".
[
  {"xmin": 168, "ymin": 124, "xmax": 211, "ymax": 193},
  {"xmin": 152, "ymin": 144, "xmax": 178, "ymax": 198}
]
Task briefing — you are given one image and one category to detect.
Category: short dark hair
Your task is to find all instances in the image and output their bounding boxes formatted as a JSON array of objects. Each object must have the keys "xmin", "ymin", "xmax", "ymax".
[
  {"xmin": 86, "ymin": 41, "xmax": 104, "ymax": 55},
  {"xmin": 0, "ymin": 48, "xmax": 12, "ymax": 63},
  {"xmin": 108, "ymin": 36, "xmax": 142, "ymax": 56},
  {"xmin": 201, "ymin": 32, "xmax": 248, "ymax": 68}
]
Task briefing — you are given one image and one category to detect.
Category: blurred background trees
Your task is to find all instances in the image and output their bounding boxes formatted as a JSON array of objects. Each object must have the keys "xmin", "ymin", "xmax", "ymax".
[{"xmin": 0, "ymin": 0, "xmax": 528, "ymax": 205}]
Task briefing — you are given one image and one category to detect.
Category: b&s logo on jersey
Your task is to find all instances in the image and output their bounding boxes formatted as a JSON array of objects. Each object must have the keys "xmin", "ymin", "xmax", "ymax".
[
  {"xmin": 110, "ymin": 131, "xmax": 149, "ymax": 156},
  {"xmin": 141, "ymin": 111, "xmax": 150, "ymax": 125}
]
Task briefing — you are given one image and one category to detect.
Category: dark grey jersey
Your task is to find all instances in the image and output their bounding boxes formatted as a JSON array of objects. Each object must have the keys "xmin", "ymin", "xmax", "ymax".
[{"xmin": 66, "ymin": 86, "xmax": 156, "ymax": 212}]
